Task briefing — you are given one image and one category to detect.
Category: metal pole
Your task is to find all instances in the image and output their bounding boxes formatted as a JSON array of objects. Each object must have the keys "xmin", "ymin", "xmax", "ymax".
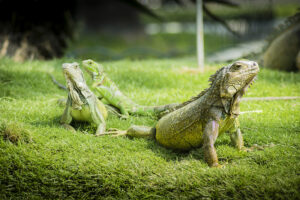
[{"xmin": 196, "ymin": 0, "xmax": 204, "ymax": 70}]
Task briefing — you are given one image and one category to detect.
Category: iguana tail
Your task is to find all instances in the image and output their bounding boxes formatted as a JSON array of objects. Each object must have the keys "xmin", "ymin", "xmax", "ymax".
[
  {"xmin": 129, "ymin": 103, "xmax": 179, "ymax": 116},
  {"xmin": 49, "ymin": 74, "xmax": 67, "ymax": 91}
]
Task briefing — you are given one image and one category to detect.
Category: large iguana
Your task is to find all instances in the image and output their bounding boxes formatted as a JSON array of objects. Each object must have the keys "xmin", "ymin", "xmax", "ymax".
[
  {"xmin": 263, "ymin": 11, "xmax": 300, "ymax": 71},
  {"xmin": 106, "ymin": 60, "xmax": 260, "ymax": 167},
  {"xmin": 60, "ymin": 62, "xmax": 108, "ymax": 136},
  {"xmin": 82, "ymin": 59, "xmax": 177, "ymax": 118}
]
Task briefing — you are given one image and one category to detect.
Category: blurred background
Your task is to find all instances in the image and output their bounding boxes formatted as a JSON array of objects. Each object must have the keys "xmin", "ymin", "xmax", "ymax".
[{"xmin": 0, "ymin": 0, "xmax": 299, "ymax": 70}]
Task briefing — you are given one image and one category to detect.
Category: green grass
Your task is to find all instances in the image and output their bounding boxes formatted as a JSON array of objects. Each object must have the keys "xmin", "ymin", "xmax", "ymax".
[{"xmin": 0, "ymin": 57, "xmax": 299, "ymax": 199}]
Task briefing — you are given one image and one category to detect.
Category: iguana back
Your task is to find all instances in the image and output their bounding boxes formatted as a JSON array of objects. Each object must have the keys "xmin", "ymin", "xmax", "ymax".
[{"xmin": 82, "ymin": 59, "xmax": 177, "ymax": 117}]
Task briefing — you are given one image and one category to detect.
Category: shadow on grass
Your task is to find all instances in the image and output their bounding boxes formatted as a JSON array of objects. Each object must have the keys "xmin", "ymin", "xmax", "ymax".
[
  {"xmin": 139, "ymin": 137, "xmax": 205, "ymax": 162},
  {"xmin": 30, "ymin": 113, "xmax": 237, "ymax": 165},
  {"xmin": 30, "ymin": 115, "xmax": 101, "ymax": 135},
  {"xmin": 29, "ymin": 116, "xmax": 62, "ymax": 129},
  {"xmin": 31, "ymin": 115, "xmax": 205, "ymax": 163}
]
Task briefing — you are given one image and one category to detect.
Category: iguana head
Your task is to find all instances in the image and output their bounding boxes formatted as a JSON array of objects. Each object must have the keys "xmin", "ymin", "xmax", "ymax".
[
  {"xmin": 212, "ymin": 60, "xmax": 259, "ymax": 115},
  {"xmin": 63, "ymin": 62, "xmax": 91, "ymax": 109},
  {"xmin": 82, "ymin": 59, "xmax": 104, "ymax": 80},
  {"xmin": 220, "ymin": 60, "xmax": 259, "ymax": 98}
]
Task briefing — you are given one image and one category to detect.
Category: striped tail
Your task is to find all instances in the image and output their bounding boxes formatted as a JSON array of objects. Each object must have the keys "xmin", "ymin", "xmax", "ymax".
[{"xmin": 129, "ymin": 103, "xmax": 179, "ymax": 117}]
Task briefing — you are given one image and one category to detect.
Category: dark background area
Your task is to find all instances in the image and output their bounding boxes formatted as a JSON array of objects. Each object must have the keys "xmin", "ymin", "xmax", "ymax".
[{"xmin": 0, "ymin": 0, "xmax": 299, "ymax": 63}]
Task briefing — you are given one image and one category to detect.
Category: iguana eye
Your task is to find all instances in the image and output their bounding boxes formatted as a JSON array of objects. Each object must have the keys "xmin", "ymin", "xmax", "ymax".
[{"xmin": 233, "ymin": 64, "xmax": 242, "ymax": 70}]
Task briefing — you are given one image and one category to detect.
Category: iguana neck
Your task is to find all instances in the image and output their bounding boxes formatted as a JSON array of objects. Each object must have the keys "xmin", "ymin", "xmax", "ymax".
[
  {"xmin": 92, "ymin": 72, "xmax": 106, "ymax": 86},
  {"xmin": 200, "ymin": 80, "xmax": 240, "ymax": 118},
  {"xmin": 201, "ymin": 84, "xmax": 223, "ymax": 107}
]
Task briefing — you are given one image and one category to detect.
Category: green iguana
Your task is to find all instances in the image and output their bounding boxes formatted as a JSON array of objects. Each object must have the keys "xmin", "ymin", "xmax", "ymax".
[
  {"xmin": 106, "ymin": 60, "xmax": 260, "ymax": 167},
  {"xmin": 263, "ymin": 11, "xmax": 300, "ymax": 71},
  {"xmin": 52, "ymin": 59, "xmax": 299, "ymax": 119},
  {"xmin": 82, "ymin": 59, "xmax": 177, "ymax": 118},
  {"xmin": 60, "ymin": 62, "xmax": 108, "ymax": 136}
]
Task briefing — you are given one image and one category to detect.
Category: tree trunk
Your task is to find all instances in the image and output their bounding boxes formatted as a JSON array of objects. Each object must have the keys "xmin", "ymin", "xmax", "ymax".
[{"xmin": 0, "ymin": 0, "xmax": 76, "ymax": 62}]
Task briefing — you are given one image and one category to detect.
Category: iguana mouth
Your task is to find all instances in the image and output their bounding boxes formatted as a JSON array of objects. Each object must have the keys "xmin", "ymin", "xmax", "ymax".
[{"xmin": 242, "ymin": 74, "xmax": 258, "ymax": 93}]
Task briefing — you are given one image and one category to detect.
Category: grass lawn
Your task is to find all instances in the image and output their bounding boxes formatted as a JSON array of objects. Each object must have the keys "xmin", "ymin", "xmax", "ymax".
[{"xmin": 0, "ymin": 57, "xmax": 299, "ymax": 199}]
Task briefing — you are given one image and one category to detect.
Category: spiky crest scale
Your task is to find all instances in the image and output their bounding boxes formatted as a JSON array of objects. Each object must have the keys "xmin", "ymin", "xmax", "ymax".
[{"xmin": 173, "ymin": 65, "xmax": 230, "ymax": 109}]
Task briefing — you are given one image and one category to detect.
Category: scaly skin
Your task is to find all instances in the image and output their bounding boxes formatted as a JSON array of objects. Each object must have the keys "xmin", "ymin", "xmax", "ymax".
[
  {"xmin": 60, "ymin": 62, "xmax": 108, "ymax": 136},
  {"xmin": 51, "ymin": 60, "xmax": 299, "ymax": 120},
  {"xmin": 82, "ymin": 59, "xmax": 176, "ymax": 118},
  {"xmin": 107, "ymin": 60, "xmax": 260, "ymax": 167}
]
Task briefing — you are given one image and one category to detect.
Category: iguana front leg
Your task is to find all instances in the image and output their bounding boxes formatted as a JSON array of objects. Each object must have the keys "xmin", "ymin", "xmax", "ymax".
[
  {"xmin": 229, "ymin": 119, "xmax": 266, "ymax": 151},
  {"xmin": 90, "ymin": 99, "xmax": 107, "ymax": 136},
  {"xmin": 57, "ymin": 98, "xmax": 67, "ymax": 107},
  {"xmin": 229, "ymin": 118, "xmax": 244, "ymax": 150},
  {"xmin": 104, "ymin": 126, "xmax": 154, "ymax": 138},
  {"xmin": 202, "ymin": 120, "xmax": 220, "ymax": 167},
  {"xmin": 60, "ymin": 96, "xmax": 76, "ymax": 132}
]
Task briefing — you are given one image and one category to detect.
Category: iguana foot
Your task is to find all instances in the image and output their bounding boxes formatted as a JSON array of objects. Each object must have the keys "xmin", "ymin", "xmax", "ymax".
[
  {"xmin": 105, "ymin": 128, "xmax": 127, "ymax": 137},
  {"xmin": 57, "ymin": 98, "xmax": 67, "ymax": 107},
  {"xmin": 120, "ymin": 115, "xmax": 129, "ymax": 120},
  {"xmin": 251, "ymin": 144, "xmax": 265, "ymax": 150},
  {"xmin": 62, "ymin": 124, "xmax": 76, "ymax": 132},
  {"xmin": 263, "ymin": 143, "xmax": 275, "ymax": 148},
  {"xmin": 241, "ymin": 145, "xmax": 262, "ymax": 152},
  {"xmin": 95, "ymin": 132, "xmax": 109, "ymax": 137},
  {"xmin": 241, "ymin": 143, "xmax": 275, "ymax": 152},
  {"xmin": 211, "ymin": 163, "xmax": 225, "ymax": 168}
]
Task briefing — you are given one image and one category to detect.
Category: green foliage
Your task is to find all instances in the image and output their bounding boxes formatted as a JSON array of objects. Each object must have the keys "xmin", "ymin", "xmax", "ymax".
[
  {"xmin": 67, "ymin": 32, "xmax": 238, "ymax": 61},
  {"xmin": 0, "ymin": 57, "xmax": 299, "ymax": 199},
  {"xmin": 141, "ymin": 3, "xmax": 299, "ymax": 24}
]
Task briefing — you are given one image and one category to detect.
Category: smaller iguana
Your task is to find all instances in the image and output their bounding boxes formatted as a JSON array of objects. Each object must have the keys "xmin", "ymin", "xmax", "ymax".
[
  {"xmin": 82, "ymin": 59, "xmax": 176, "ymax": 118},
  {"xmin": 60, "ymin": 62, "xmax": 108, "ymax": 136},
  {"xmin": 106, "ymin": 60, "xmax": 261, "ymax": 167}
]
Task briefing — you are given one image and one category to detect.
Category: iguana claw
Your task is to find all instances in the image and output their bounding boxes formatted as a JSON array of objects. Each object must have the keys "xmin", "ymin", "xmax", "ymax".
[
  {"xmin": 120, "ymin": 115, "xmax": 129, "ymax": 120},
  {"xmin": 61, "ymin": 124, "xmax": 76, "ymax": 132},
  {"xmin": 105, "ymin": 128, "xmax": 127, "ymax": 137},
  {"xmin": 241, "ymin": 143, "xmax": 275, "ymax": 152}
]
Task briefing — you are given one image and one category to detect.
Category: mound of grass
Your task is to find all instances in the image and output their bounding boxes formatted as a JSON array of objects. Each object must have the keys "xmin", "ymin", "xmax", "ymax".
[
  {"xmin": 0, "ymin": 57, "xmax": 299, "ymax": 199},
  {"xmin": 0, "ymin": 122, "xmax": 32, "ymax": 144}
]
